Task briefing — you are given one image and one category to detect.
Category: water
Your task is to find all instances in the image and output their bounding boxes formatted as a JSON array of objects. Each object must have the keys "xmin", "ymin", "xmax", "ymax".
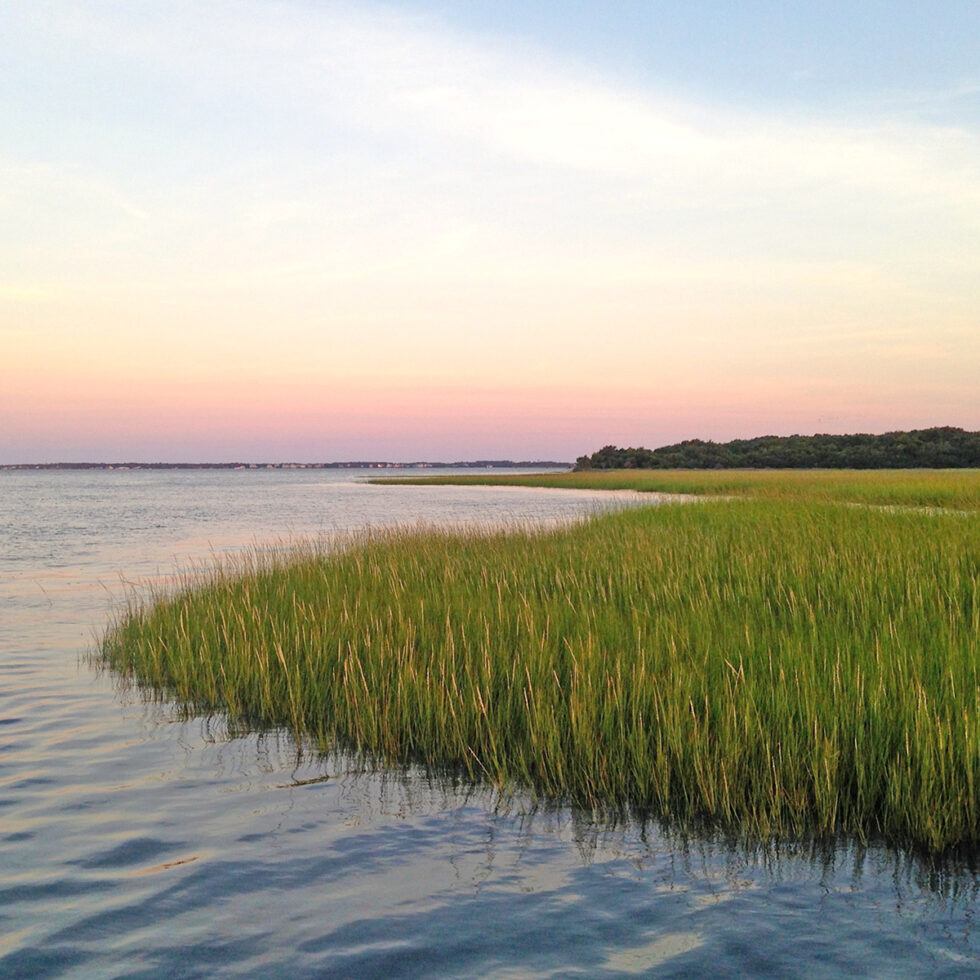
[{"xmin": 2, "ymin": 468, "xmax": 979, "ymax": 978}]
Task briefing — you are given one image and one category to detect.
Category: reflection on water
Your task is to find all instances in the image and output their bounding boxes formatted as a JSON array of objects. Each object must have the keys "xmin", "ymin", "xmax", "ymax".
[
  {"xmin": 2, "ymin": 468, "xmax": 980, "ymax": 977},
  {"xmin": 10, "ymin": 699, "xmax": 980, "ymax": 978}
]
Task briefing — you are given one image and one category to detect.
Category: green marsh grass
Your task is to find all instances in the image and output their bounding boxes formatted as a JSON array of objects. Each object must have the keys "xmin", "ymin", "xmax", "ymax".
[
  {"xmin": 374, "ymin": 468, "xmax": 980, "ymax": 510},
  {"xmin": 102, "ymin": 497, "xmax": 980, "ymax": 852}
]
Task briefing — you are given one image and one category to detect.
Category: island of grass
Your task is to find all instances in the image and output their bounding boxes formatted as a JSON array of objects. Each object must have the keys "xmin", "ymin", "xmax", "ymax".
[{"xmin": 102, "ymin": 469, "xmax": 980, "ymax": 853}]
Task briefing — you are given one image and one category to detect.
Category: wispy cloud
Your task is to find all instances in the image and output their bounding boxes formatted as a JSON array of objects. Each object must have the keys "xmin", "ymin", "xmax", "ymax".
[{"xmin": 19, "ymin": 0, "xmax": 979, "ymax": 205}]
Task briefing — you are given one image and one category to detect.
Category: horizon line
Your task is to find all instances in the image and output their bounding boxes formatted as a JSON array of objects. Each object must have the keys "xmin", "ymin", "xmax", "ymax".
[{"xmin": 0, "ymin": 460, "xmax": 574, "ymax": 471}]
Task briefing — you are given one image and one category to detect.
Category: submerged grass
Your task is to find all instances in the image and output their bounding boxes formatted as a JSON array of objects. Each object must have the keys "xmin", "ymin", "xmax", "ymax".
[
  {"xmin": 374, "ymin": 468, "xmax": 980, "ymax": 510},
  {"xmin": 102, "ymin": 497, "xmax": 980, "ymax": 852}
]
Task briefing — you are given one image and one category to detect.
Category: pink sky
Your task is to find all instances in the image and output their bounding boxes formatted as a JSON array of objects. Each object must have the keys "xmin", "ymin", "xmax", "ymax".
[{"xmin": 3, "ymin": 366, "xmax": 973, "ymax": 462}]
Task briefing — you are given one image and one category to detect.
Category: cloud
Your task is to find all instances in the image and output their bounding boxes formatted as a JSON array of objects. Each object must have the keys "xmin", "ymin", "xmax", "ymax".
[{"xmin": 16, "ymin": 0, "xmax": 979, "ymax": 212}]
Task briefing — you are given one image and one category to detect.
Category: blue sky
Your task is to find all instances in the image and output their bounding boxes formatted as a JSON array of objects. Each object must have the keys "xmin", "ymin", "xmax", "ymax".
[
  {"xmin": 434, "ymin": 1, "xmax": 979, "ymax": 111},
  {"xmin": 2, "ymin": 1, "xmax": 978, "ymax": 461}
]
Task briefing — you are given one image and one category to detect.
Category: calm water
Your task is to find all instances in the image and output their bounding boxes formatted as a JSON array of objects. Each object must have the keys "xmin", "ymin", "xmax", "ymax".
[{"xmin": 2, "ymin": 468, "xmax": 979, "ymax": 978}]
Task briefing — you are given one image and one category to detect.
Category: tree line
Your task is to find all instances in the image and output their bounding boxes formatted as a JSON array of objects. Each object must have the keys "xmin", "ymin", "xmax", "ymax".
[{"xmin": 575, "ymin": 427, "xmax": 980, "ymax": 470}]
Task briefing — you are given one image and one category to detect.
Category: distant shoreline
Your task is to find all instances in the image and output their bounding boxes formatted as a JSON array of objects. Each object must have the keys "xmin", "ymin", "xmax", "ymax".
[{"xmin": 0, "ymin": 460, "xmax": 572, "ymax": 472}]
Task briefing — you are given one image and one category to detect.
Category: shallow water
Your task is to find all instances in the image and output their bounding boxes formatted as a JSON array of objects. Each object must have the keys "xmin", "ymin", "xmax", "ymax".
[{"xmin": 2, "ymin": 468, "xmax": 979, "ymax": 978}]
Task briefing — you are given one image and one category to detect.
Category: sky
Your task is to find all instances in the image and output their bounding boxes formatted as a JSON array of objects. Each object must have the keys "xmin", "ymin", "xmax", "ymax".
[{"xmin": 2, "ymin": 1, "xmax": 978, "ymax": 463}]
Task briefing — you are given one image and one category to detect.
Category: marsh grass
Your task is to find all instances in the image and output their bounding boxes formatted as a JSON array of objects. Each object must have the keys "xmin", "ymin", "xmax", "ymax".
[
  {"xmin": 102, "ymin": 497, "xmax": 980, "ymax": 852},
  {"xmin": 374, "ymin": 468, "xmax": 980, "ymax": 510}
]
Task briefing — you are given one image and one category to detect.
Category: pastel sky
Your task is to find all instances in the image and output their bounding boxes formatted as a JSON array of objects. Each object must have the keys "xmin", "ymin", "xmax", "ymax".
[{"xmin": 2, "ymin": 1, "xmax": 978, "ymax": 462}]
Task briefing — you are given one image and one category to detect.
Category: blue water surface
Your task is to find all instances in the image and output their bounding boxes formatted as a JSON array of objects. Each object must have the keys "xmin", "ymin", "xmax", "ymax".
[{"xmin": 1, "ymin": 468, "xmax": 978, "ymax": 978}]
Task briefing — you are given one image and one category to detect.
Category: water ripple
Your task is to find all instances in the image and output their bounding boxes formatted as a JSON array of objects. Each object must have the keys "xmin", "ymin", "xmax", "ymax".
[{"xmin": 3, "ymin": 469, "xmax": 980, "ymax": 977}]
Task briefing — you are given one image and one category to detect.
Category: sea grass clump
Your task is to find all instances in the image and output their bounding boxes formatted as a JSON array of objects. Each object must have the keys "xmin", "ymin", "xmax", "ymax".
[{"xmin": 103, "ymin": 485, "xmax": 980, "ymax": 852}]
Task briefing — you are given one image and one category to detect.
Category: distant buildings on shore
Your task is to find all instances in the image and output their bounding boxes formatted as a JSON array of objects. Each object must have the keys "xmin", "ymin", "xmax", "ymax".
[{"xmin": 1, "ymin": 460, "xmax": 572, "ymax": 471}]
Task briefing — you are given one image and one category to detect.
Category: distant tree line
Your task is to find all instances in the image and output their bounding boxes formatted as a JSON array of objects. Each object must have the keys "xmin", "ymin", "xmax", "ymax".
[{"xmin": 575, "ymin": 427, "xmax": 980, "ymax": 470}]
